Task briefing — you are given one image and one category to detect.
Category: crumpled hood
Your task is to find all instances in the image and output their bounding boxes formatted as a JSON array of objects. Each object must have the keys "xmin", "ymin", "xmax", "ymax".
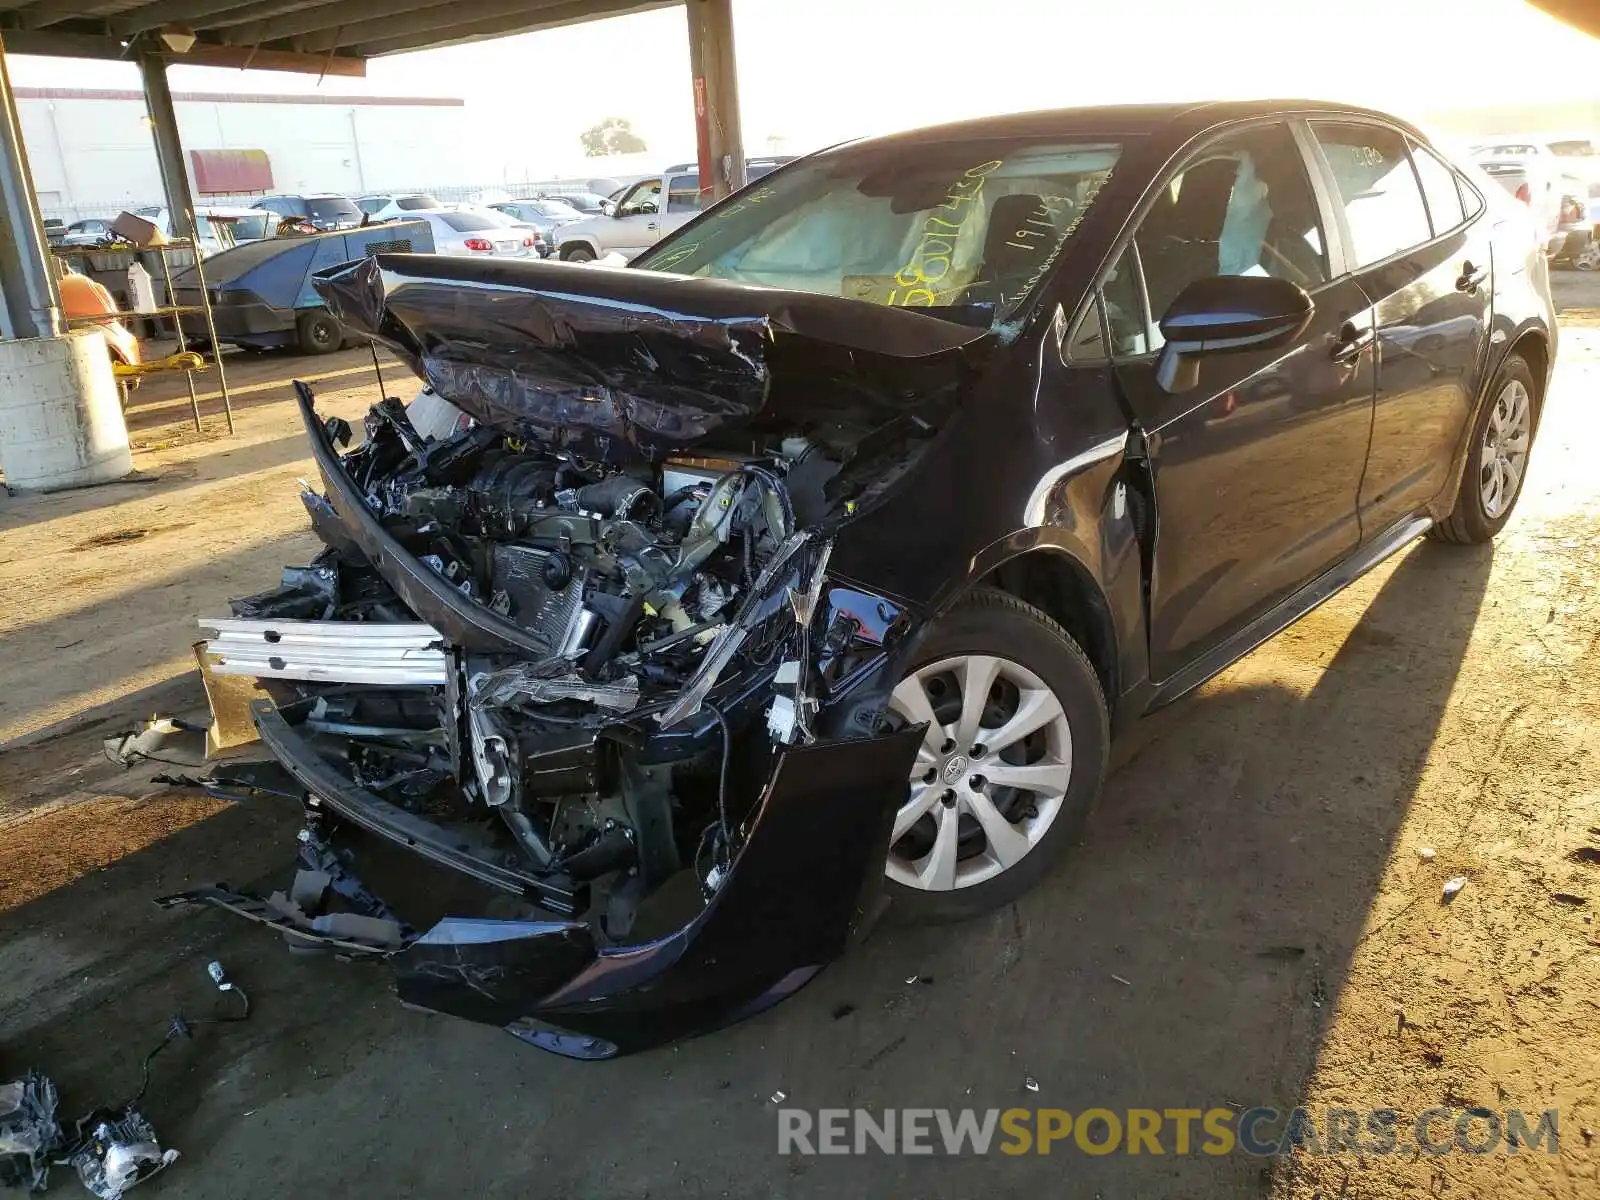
[{"xmin": 313, "ymin": 254, "xmax": 987, "ymax": 460}]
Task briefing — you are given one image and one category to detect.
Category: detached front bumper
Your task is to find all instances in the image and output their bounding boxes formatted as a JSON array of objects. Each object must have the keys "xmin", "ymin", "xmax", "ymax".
[{"xmin": 163, "ymin": 716, "xmax": 920, "ymax": 1058}]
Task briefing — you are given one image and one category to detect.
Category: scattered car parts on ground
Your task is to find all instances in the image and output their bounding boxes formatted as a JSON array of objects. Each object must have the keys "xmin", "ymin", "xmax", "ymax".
[{"xmin": 0, "ymin": 964, "xmax": 249, "ymax": 1197}]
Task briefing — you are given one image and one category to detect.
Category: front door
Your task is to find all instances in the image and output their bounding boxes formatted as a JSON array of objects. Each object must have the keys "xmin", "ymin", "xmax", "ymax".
[
  {"xmin": 1307, "ymin": 123, "xmax": 1495, "ymax": 536},
  {"xmin": 608, "ymin": 178, "xmax": 663, "ymax": 255},
  {"xmin": 1107, "ymin": 120, "xmax": 1377, "ymax": 681}
]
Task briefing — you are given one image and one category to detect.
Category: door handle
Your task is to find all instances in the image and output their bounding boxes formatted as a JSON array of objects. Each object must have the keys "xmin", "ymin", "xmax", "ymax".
[
  {"xmin": 1331, "ymin": 323, "xmax": 1374, "ymax": 364},
  {"xmin": 647, "ymin": 222, "xmax": 658, "ymax": 231},
  {"xmin": 1456, "ymin": 261, "xmax": 1488, "ymax": 293}
]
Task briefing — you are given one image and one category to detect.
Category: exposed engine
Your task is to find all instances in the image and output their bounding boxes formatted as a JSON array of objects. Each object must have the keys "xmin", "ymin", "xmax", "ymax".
[{"xmin": 219, "ymin": 389, "xmax": 876, "ymax": 933}]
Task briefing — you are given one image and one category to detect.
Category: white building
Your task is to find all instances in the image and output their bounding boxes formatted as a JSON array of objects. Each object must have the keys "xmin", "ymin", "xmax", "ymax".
[{"xmin": 15, "ymin": 86, "xmax": 477, "ymax": 222}]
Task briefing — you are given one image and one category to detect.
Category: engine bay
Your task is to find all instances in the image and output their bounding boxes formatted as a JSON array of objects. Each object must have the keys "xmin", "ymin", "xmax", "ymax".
[{"xmin": 214, "ymin": 383, "xmax": 898, "ymax": 936}]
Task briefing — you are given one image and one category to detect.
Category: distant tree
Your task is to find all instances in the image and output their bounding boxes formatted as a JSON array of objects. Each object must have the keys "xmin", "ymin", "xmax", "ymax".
[{"xmin": 580, "ymin": 117, "xmax": 648, "ymax": 157}]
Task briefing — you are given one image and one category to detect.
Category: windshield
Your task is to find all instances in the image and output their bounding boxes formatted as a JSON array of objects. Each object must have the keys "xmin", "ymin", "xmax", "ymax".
[
  {"xmin": 229, "ymin": 213, "xmax": 272, "ymax": 240},
  {"xmin": 398, "ymin": 194, "xmax": 440, "ymax": 211},
  {"xmin": 634, "ymin": 137, "xmax": 1122, "ymax": 328},
  {"xmin": 307, "ymin": 197, "xmax": 360, "ymax": 222},
  {"xmin": 536, "ymin": 200, "xmax": 582, "ymax": 218}
]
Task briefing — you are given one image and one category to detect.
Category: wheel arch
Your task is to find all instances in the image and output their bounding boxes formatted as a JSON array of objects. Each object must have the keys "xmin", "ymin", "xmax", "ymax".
[
  {"xmin": 975, "ymin": 545, "xmax": 1120, "ymax": 710},
  {"xmin": 1507, "ymin": 327, "xmax": 1550, "ymax": 421},
  {"xmin": 558, "ymin": 236, "xmax": 601, "ymax": 259},
  {"xmin": 1437, "ymin": 322, "xmax": 1551, "ymax": 522}
]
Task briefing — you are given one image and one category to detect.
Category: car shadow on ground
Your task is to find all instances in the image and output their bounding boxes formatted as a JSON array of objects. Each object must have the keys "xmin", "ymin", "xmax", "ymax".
[{"xmin": 0, "ymin": 537, "xmax": 1491, "ymax": 1200}]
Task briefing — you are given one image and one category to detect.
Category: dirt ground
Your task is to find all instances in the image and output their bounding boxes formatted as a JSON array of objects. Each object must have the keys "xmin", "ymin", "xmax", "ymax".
[{"xmin": 1, "ymin": 283, "xmax": 1597, "ymax": 1199}]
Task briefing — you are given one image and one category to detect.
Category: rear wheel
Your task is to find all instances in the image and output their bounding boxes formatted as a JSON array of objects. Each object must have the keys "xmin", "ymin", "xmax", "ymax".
[
  {"xmin": 560, "ymin": 244, "xmax": 597, "ymax": 262},
  {"xmin": 295, "ymin": 309, "xmax": 342, "ymax": 356},
  {"xmin": 883, "ymin": 589, "xmax": 1108, "ymax": 923},
  {"xmin": 1429, "ymin": 355, "xmax": 1537, "ymax": 544}
]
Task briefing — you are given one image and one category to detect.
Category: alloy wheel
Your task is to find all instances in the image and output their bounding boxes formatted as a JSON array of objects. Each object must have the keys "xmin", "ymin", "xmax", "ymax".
[
  {"xmin": 1481, "ymin": 378, "xmax": 1532, "ymax": 520},
  {"xmin": 885, "ymin": 654, "xmax": 1073, "ymax": 891}
]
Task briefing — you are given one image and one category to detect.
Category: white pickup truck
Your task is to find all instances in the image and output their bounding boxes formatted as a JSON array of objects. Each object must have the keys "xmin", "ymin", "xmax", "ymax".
[
  {"xmin": 552, "ymin": 158, "xmax": 794, "ymax": 262},
  {"xmin": 551, "ymin": 171, "xmax": 703, "ymax": 262}
]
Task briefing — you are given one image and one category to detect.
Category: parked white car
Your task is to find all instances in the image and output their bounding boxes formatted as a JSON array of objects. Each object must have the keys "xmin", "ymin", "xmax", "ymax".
[
  {"xmin": 413, "ymin": 209, "xmax": 536, "ymax": 258},
  {"xmin": 1471, "ymin": 139, "xmax": 1586, "ymax": 258},
  {"xmin": 552, "ymin": 170, "xmax": 703, "ymax": 261},
  {"xmin": 356, "ymin": 193, "xmax": 446, "ymax": 222}
]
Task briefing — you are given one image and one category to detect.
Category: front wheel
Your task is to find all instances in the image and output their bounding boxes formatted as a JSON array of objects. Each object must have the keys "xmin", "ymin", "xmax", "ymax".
[
  {"xmin": 1429, "ymin": 354, "xmax": 1537, "ymax": 544},
  {"xmin": 560, "ymin": 244, "xmax": 596, "ymax": 262},
  {"xmin": 883, "ymin": 589, "xmax": 1109, "ymax": 923}
]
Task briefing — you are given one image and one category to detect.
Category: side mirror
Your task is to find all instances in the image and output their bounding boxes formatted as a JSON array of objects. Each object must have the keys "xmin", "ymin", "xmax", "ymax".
[{"xmin": 1155, "ymin": 275, "xmax": 1314, "ymax": 393}]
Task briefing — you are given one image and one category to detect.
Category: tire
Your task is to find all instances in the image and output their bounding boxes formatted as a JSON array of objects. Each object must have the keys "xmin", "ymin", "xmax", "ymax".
[
  {"xmin": 1428, "ymin": 354, "xmax": 1538, "ymax": 545},
  {"xmin": 560, "ymin": 244, "xmax": 597, "ymax": 262},
  {"xmin": 295, "ymin": 309, "xmax": 342, "ymax": 356},
  {"xmin": 882, "ymin": 588, "xmax": 1109, "ymax": 923}
]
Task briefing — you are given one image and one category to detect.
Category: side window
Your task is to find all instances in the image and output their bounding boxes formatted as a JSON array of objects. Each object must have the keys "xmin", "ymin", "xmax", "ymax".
[
  {"xmin": 1310, "ymin": 123, "xmax": 1432, "ymax": 267},
  {"xmin": 1103, "ymin": 243, "xmax": 1153, "ymax": 357},
  {"xmin": 1065, "ymin": 298, "xmax": 1107, "ymax": 362},
  {"xmin": 666, "ymin": 175, "xmax": 702, "ymax": 214},
  {"xmin": 1069, "ymin": 244, "xmax": 1157, "ymax": 364},
  {"xmin": 1409, "ymin": 140, "xmax": 1467, "ymax": 235},
  {"xmin": 1133, "ymin": 121, "xmax": 1329, "ymax": 325},
  {"xmin": 619, "ymin": 180, "xmax": 661, "ymax": 216},
  {"xmin": 1457, "ymin": 174, "xmax": 1485, "ymax": 220}
]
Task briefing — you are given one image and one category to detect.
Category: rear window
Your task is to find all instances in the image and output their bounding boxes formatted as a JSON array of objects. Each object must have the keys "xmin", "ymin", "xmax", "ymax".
[
  {"xmin": 1409, "ymin": 141, "xmax": 1468, "ymax": 235},
  {"xmin": 441, "ymin": 212, "xmax": 500, "ymax": 232},
  {"xmin": 397, "ymin": 194, "xmax": 440, "ymax": 211},
  {"xmin": 307, "ymin": 197, "xmax": 360, "ymax": 221}
]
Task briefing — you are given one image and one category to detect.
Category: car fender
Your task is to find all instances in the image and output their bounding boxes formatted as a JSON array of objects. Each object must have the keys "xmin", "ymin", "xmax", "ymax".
[{"xmin": 911, "ymin": 438, "xmax": 1149, "ymax": 710}]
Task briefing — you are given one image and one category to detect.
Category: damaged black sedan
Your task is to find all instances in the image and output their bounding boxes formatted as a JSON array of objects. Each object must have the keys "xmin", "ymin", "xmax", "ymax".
[{"xmin": 169, "ymin": 100, "xmax": 1555, "ymax": 1057}]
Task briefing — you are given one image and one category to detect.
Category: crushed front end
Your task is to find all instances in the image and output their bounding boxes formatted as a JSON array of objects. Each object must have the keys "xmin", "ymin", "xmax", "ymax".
[{"xmin": 166, "ymin": 255, "xmax": 981, "ymax": 1056}]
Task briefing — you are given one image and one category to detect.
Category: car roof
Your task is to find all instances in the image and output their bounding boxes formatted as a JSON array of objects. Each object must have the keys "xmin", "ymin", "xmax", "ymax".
[{"xmin": 831, "ymin": 99, "xmax": 1425, "ymax": 152}]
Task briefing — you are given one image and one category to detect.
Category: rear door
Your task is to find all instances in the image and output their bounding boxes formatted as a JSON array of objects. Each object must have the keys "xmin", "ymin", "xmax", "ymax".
[
  {"xmin": 1107, "ymin": 119, "xmax": 1378, "ymax": 681},
  {"xmin": 1307, "ymin": 122, "xmax": 1493, "ymax": 537},
  {"xmin": 661, "ymin": 173, "xmax": 704, "ymax": 237}
]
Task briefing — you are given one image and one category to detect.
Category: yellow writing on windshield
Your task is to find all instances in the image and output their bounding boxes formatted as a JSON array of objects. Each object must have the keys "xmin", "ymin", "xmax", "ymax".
[
  {"xmin": 997, "ymin": 171, "xmax": 1114, "ymax": 312},
  {"xmin": 887, "ymin": 160, "xmax": 1003, "ymax": 307}
]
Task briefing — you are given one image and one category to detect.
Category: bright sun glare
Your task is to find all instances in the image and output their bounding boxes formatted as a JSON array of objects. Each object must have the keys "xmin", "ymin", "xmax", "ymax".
[{"xmin": 10, "ymin": 0, "xmax": 1600, "ymax": 171}]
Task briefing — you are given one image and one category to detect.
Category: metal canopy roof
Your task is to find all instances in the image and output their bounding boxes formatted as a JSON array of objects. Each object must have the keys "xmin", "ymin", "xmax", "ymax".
[{"xmin": 0, "ymin": 0, "xmax": 675, "ymax": 75}]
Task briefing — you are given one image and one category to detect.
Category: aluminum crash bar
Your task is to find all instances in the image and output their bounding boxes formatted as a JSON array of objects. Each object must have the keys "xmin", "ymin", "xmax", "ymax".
[{"xmin": 200, "ymin": 618, "xmax": 447, "ymax": 686}]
